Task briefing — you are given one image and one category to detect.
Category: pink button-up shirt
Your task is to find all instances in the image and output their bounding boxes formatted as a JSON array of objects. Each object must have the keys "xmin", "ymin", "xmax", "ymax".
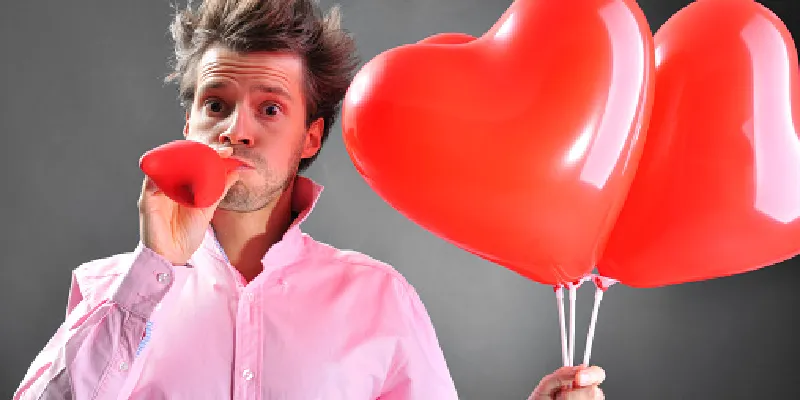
[{"xmin": 14, "ymin": 176, "xmax": 459, "ymax": 400}]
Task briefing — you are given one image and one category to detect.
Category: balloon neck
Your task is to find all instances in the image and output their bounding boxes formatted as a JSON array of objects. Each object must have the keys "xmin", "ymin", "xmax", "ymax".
[
  {"xmin": 222, "ymin": 158, "xmax": 244, "ymax": 172},
  {"xmin": 592, "ymin": 275, "xmax": 619, "ymax": 292},
  {"xmin": 565, "ymin": 275, "xmax": 590, "ymax": 290}
]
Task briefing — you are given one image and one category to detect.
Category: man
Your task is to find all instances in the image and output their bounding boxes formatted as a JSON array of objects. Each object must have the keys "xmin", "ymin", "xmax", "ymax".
[{"xmin": 14, "ymin": 0, "xmax": 605, "ymax": 399}]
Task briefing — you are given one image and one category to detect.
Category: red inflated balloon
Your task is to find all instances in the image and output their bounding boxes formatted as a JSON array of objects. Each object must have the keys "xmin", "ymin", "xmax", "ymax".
[
  {"xmin": 598, "ymin": 0, "xmax": 800, "ymax": 288},
  {"xmin": 139, "ymin": 140, "xmax": 242, "ymax": 208},
  {"xmin": 342, "ymin": 0, "xmax": 655, "ymax": 286},
  {"xmin": 417, "ymin": 32, "xmax": 476, "ymax": 45}
]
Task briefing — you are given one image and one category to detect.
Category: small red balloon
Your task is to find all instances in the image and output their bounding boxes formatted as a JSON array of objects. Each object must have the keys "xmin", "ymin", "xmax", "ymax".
[
  {"xmin": 598, "ymin": 0, "xmax": 800, "ymax": 288},
  {"xmin": 342, "ymin": 0, "xmax": 655, "ymax": 286},
  {"xmin": 139, "ymin": 140, "xmax": 241, "ymax": 208}
]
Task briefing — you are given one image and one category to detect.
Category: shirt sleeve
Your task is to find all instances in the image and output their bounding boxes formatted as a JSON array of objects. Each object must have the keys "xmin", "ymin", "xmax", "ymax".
[
  {"xmin": 378, "ymin": 279, "xmax": 460, "ymax": 400},
  {"xmin": 13, "ymin": 243, "xmax": 175, "ymax": 400}
]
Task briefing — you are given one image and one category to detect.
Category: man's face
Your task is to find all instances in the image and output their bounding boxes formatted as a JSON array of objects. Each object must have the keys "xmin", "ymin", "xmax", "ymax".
[{"xmin": 184, "ymin": 45, "xmax": 323, "ymax": 212}]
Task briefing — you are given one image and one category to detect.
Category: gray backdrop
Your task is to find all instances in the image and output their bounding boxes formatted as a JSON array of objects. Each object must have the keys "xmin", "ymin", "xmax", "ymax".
[{"xmin": 1, "ymin": 0, "xmax": 798, "ymax": 399}]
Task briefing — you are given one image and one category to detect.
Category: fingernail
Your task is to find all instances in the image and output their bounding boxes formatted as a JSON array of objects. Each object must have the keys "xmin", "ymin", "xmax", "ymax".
[{"xmin": 578, "ymin": 371, "xmax": 593, "ymax": 385}]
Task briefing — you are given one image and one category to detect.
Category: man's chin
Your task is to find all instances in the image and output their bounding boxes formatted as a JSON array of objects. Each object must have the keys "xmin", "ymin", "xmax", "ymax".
[
  {"xmin": 216, "ymin": 203, "xmax": 250, "ymax": 213},
  {"xmin": 217, "ymin": 175, "xmax": 290, "ymax": 213},
  {"xmin": 217, "ymin": 199, "xmax": 264, "ymax": 213},
  {"xmin": 217, "ymin": 192, "xmax": 275, "ymax": 213}
]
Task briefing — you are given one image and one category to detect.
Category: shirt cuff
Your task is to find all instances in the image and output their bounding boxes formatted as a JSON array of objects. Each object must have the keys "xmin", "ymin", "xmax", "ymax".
[{"xmin": 111, "ymin": 242, "xmax": 176, "ymax": 320}]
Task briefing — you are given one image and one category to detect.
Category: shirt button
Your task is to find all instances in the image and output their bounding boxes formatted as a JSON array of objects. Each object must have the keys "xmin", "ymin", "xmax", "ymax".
[
  {"xmin": 242, "ymin": 369, "xmax": 254, "ymax": 381},
  {"xmin": 119, "ymin": 361, "xmax": 129, "ymax": 371},
  {"xmin": 156, "ymin": 272, "xmax": 171, "ymax": 284},
  {"xmin": 244, "ymin": 292, "xmax": 254, "ymax": 301}
]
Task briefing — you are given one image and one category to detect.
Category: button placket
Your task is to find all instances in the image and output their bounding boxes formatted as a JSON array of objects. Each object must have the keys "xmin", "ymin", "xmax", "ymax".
[{"xmin": 233, "ymin": 282, "xmax": 261, "ymax": 398}]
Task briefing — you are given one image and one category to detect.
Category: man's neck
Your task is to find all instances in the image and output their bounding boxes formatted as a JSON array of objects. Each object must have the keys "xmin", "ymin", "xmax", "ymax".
[{"xmin": 210, "ymin": 179, "xmax": 296, "ymax": 282}]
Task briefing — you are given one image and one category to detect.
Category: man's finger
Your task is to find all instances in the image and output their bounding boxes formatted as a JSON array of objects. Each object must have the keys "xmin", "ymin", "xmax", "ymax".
[
  {"xmin": 556, "ymin": 386, "xmax": 604, "ymax": 400},
  {"xmin": 575, "ymin": 366, "xmax": 605, "ymax": 387},
  {"xmin": 214, "ymin": 146, "xmax": 234, "ymax": 158},
  {"xmin": 141, "ymin": 175, "xmax": 156, "ymax": 194},
  {"xmin": 537, "ymin": 365, "xmax": 606, "ymax": 397},
  {"xmin": 138, "ymin": 175, "xmax": 166, "ymax": 212},
  {"xmin": 537, "ymin": 366, "xmax": 583, "ymax": 396}
]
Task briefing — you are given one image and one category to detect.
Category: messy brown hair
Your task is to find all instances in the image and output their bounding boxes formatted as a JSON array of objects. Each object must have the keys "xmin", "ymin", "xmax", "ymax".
[{"xmin": 166, "ymin": 0, "xmax": 360, "ymax": 172}]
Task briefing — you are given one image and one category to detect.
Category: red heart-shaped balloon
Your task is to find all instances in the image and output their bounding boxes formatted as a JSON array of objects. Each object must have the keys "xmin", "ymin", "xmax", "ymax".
[
  {"xmin": 139, "ymin": 140, "xmax": 241, "ymax": 208},
  {"xmin": 417, "ymin": 32, "xmax": 476, "ymax": 46},
  {"xmin": 342, "ymin": 0, "xmax": 655, "ymax": 286},
  {"xmin": 598, "ymin": 0, "xmax": 800, "ymax": 288}
]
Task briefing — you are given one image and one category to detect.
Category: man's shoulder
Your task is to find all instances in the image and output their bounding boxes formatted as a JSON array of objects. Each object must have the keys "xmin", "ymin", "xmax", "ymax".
[
  {"xmin": 302, "ymin": 234, "xmax": 413, "ymax": 288},
  {"xmin": 301, "ymin": 235, "xmax": 434, "ymax": 324}
]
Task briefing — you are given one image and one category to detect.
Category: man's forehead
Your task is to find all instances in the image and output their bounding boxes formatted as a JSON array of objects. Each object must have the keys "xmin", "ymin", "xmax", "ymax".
[{"xmin": 196, "ymin": 45, "xmax": 304, "ymax": 85}]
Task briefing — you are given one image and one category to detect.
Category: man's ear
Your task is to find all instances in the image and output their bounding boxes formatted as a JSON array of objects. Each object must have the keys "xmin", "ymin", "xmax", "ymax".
[
  {"xmin": 301, "ymin": 117, "xmax": 324, "ymax": 159},
  {"xmin": 183, "ymin": 110, "xmax": 190, "ymax": 138}
]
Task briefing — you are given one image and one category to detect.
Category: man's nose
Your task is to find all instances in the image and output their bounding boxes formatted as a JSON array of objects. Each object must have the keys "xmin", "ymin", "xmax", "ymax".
[{"xmin": 218, "ymin": 108, "xmax": 256, "ymax": 146}]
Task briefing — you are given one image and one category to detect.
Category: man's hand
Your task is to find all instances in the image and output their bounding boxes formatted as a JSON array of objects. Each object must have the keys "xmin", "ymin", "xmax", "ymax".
[
  {"xmin": 528, "ymin": 365, "xmax": 605, "ymax": 400},
  {"xmin": 138, "ymin": 146, "xmax": 239, "ymax": 265}
]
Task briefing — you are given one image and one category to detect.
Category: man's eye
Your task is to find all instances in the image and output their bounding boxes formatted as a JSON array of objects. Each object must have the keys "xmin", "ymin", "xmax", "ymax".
[
  {"xmin": 204, "ymin": 99, "xmax": 225, "ymax": 114},
  {"xmin": 263, "ymin": 104, "xmax": 281, "ymax": 116}
]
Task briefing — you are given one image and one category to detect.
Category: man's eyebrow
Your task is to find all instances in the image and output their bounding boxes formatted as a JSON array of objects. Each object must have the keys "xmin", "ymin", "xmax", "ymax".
[
  {"xmin": 195, "ymin": 81, "xmax": 293, "ymax": 101},
  {"xmin": 251, "ymin": 84, "xmax": 293, "ymax": 101},
  {"xmin": 196, "ymin": 80, "xmax": 229, "ymax": 93}
]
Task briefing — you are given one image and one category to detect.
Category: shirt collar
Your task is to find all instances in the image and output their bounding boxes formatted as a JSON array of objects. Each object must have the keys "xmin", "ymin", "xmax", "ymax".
[{"xmin": 198, "ymin": 175, "xmax": 323, "ymax": 272}]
